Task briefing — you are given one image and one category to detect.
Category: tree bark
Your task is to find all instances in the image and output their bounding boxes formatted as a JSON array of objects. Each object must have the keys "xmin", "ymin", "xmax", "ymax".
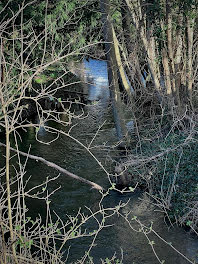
[
  {"xmin": 100, "ymin": 0, "xmax": 128, "ymax": 143},
  {"xmin": 112, "ymin": 26, "xmax": 134, "ymax": 98},
  {"xmin": 126, "ymin": 0, "xmax": 162, "ymax": 100},
  {"xmin": 162, "ymin": 47, "xmax": 172, "ymax": 96},
  {"xmin": 166, "ymin": 0, "xmax": 180, "ymax": 107},
  {"xmin": 186, "ymin": 15, "xmax": 195, "ymax": 107},
  {"xmin": 120, "ymin": 2, "xmax": 146, "ymax": 92},
  {"xmin": 120, "ymin": 1, "xmax": 133, "ymax": 54}
]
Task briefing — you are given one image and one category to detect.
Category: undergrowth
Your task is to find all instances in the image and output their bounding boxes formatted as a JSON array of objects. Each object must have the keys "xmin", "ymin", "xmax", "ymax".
[{"xmin": 128, "ymin": 117, "xmax": 198, "ymax": 232}]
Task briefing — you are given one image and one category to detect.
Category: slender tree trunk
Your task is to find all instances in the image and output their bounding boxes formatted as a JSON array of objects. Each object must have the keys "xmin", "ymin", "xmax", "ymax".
[
  {"xmin": 120, "ymin": 1, "xmax": 133, "ymax": 54},
  {"xmin": 162, "ymin": 47, "xmax": 172, "ymax": 95},
  {"xmin": 112, "ymin": 26, "xmax": 134, "ymax": 99},
  {"xmin": 166, "ymin": 0, "xmax": 180, "ymax": 107},
  {"xmin": 100, "ymin": 0, "xmax": 128, "ymax": 143},
  {"xmin": 126, "ymin": 0, "xmax": 162, "ymax": 100},
  {"xmin": 0, "ymin": 94, "xmax": 18, "ymax": 263},
  {"xmin": 186, "ymin": 16, "xmax": 195, "ymax": 107},
  {"xmin": 0, "ymin": 38, "xmax": 18, "ymax": 262},
  {"xmin": 120, "ymin": 2, "xmax": 145, "ymax": 91},
  {"xmin": 140, "ymin": 24, "xmax": 161, "ymax": 97},
  {"xmin": 175, "ymin": 34, "xmax": 182, "ymax": 95}
]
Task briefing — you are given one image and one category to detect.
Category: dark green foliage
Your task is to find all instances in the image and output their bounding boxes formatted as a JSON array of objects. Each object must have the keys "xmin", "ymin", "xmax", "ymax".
[
  {"xmin": 155, "ymin": 133, "xmax": 198, "ymax": 220},
  {"xmin": 0, "ymin": 0, "xmax": 101, "ymax": 62},
  {"xmin": 143, "ymin": 0, "xmax": 164, "ymax": 22},
  {"xmin": 128, "ymin": 126, "xmax": 198, "ymax": 226}
]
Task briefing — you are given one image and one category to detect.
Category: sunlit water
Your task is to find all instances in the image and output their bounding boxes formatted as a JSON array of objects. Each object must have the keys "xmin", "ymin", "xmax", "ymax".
[
  {"xmin": 83, "ymin": 58, "xmax": 109, "ymax": 103},
  {"xmin": 0, "ymin": 59, "xmax": 198, "ymax": 263}
]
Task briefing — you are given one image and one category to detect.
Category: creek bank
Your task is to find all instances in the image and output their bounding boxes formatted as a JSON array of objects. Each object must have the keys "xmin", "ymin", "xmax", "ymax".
[
  {"xmin": 6, "ymin": 112, "xmax": 197, "ymax": 264},
  {"xmin": 1, "ymin": 57, "xmax": 198, "ymax": 262},
  {"xmin": 1, "ymin": 95, "xmax": 198, "ymax": 264},
  {"xmin": 15, "ymin": 72, "xmax": 87, "ymax": 121},
  {"xmin": 114, "ymin": 122, "xmax": 198, "ymax": 234}
]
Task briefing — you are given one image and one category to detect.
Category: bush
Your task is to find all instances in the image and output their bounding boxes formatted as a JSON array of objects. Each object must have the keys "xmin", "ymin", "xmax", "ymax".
[{"xmin": 127, "ymin": 126, "xmax": 198, "ymax": 231}]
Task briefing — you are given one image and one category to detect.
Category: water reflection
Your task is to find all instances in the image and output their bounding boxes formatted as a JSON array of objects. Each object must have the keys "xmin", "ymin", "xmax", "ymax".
[
  {"xmin": 83, "ymin": 58, "xmax": 110, "ymax": 103},
  {"xmin": 0, "ymin": 58, "xmax": 198, "ymax": 263},
  {"xmin": 6, "ymin": 112, "xmax": 197, "ymax": 264}
]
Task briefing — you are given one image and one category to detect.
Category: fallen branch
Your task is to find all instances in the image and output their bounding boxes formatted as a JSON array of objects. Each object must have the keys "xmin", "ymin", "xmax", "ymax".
[{"xmin": 0, "ymin": 142, "xmax": 104, "ymax": 191}]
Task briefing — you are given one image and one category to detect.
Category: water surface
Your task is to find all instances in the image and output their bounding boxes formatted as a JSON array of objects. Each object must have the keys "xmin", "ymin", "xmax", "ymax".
[{"xmin": 0, "ymin": 59, "xmax": 198, "ymax": 263}]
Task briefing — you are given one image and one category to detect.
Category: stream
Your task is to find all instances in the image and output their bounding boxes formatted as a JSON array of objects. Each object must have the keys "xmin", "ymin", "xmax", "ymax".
[{"xmin": 0, "ymin": 59, "xmax": 198, "ymax": 263}]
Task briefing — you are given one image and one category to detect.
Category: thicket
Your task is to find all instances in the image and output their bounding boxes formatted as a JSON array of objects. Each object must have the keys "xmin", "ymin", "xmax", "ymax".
[
  {"xmin": 99, "ymin": 0, "xmax": 198, "ymax": 232},
  {"xmin": 125, "ymin": 118, "xmax": 198, "ymax": 231},
  {"xmin": 0, "ymin": 0, "xmax": 198, "ymax": 263},
  {"xmin": 124, "ymin": 0, "xmax": 198, "ymax": 232}
]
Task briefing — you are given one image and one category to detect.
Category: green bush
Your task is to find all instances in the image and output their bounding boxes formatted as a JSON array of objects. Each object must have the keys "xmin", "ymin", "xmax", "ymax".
[{"xmin": 128, "ymin": 129, "xmax": 198, "ymax": 229}]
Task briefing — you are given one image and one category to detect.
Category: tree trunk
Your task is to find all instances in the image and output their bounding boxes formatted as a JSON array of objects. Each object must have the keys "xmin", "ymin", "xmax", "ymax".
[
  {"xmin": 162, "ymin": 47, "xmax": 172, "ymax": 96},
  {"xmin": 174, "ymin": 28, "xmax": 183, "ymax": 99},
  {"xmin": 126, "ymin": 0, "xmax": 162, "ymax": 100},
  {"xmin": 120, "ymin": 1, "xmax": 146, "ymax": 91},
  {"xmin": 120, "ymin": 1, "xmax": 133, "ymax": 54},
  {"xmin": 166, "ymin": 0, "xmax": 180, "ymax": 107},
  {"xmin": 186, "ymin": 16, "xmax": 195, "ymax": 107},
  {"xmin": 0, "ymin": 91, "xmax": 18, "ymax": 263},
  {"xmin": 100, "ymin": 0, "xmax": 128, "ymax": 143},
  {"xmin": 112, "ymin": 26, "xmax": 134, "ymax": 99}
]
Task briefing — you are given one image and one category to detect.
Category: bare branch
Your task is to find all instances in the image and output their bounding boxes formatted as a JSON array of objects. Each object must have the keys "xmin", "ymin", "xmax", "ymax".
[{"xmin": 0, "ymin": 142, "xmax": 104, "ymax": 191}]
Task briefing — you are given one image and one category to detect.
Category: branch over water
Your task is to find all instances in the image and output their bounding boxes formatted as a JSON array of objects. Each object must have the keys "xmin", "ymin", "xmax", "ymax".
[{"xmin": 0, "ymin": 142, "xmax": 104, "ymax": 191}]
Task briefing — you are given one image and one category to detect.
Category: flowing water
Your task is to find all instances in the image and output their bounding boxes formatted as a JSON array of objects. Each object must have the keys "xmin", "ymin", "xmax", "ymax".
[{"xmin": 0, "ymin": 59, "xmax": 198, "ymax": 263}]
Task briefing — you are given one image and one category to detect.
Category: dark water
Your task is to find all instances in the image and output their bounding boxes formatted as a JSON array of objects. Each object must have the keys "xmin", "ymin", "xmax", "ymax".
[
  {"xmin": 1, "ymin": 106, "xmax": 196, "ymax": 264},
  {"xmin": 0, "ymin": 59, "xmax": 198, "ymax": 263}
]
